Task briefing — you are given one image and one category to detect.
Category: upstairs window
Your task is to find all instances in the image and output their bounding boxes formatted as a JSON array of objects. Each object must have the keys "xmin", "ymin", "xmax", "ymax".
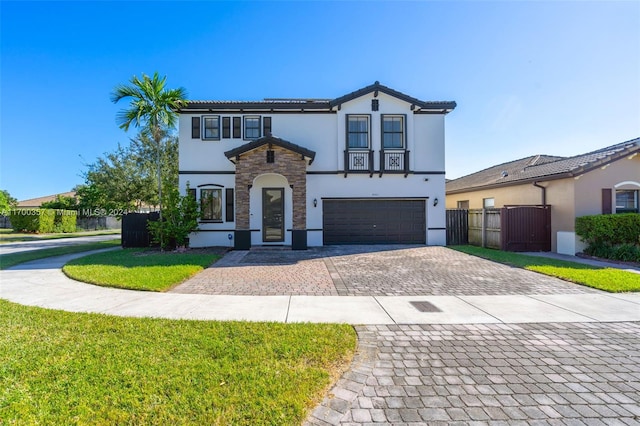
[
  {"xmin": 203, "ymin": 116, "xmax": 220, "ymax": 140},
  {"xmin": 222, "ymin": 117, "xmax": 231, "ymax": 138},
  {"xmin": 382, "ymin": 115, "xmax": 405, "ymax": 149},
  {"xmin": 347, "ymin": 115, "xmax": 369, "ymax": 149},
  {"xmin": 616, "ymin": 189, "xmax": 639, "ymax": 213},
  {"xmin": 201, "ymin": 188, "xmax": 222, "ymax": 221},
  {"xmin": 244, "ymin": 116, "xmax": 261, "ymax": 140}
]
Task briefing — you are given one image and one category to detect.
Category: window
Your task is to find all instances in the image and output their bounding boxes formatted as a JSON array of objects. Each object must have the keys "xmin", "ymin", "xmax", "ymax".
[
  {"xmin": 266, "ymin": 150, "xmax": 275, "ymax": 163},
  {"xmin": 382, "ymin": 115, "xmax": 404, "ymax": 149},
  {"xmin": 457, "ymin": 200, "xmax": 469, "ymax": 209},
  {"xmin": 188, "ymin": 188, "xmax": 196, "ymax": 201},
  {"xmin": 263, "ymin": 117, "xmax": 272, "ymax": 135},
  {"xmin": 347, "ymin": 115, "xmax": 369, "ymax": 149},
  {"xmin": 616, "ymin": 189, "xmax": 639, "ymax": 213},
  {"xmin": 191, "ymin": 117, "xmax": 200, "ymax": 139},
  {"xmin": 233, "ymin": 117, "xmax": 241, "ymax": 138},
  {"xmin": 483, "ymin": 198, "xmax": 495, "ymax": 208},
  {"xmin": 225, "ymin": 188, "xmax": 234, "ymax": 222},
  {"xmin": 203, "ymin": 116, "xmax": 220, "ymax": 140},
  {"xmin": 244, "ymin": 116, "xmax": 261, "ymax": 140},
  {"xmin": 201, "ymin": 188, "xmax": 222, "ymax": 221},
  {"xmin": 222, "ymin": 117, "xmax": 231, "ymax": 138}
]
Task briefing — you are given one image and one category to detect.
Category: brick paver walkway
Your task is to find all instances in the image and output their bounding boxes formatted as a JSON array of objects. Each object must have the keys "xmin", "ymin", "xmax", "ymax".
[
  {"xmin": 171, "ymin": 246, "xmax": 596, "ymax": 296},
  {"xmin": 306, "ymin": 322, "xmax": 640, "ymax": 425}
]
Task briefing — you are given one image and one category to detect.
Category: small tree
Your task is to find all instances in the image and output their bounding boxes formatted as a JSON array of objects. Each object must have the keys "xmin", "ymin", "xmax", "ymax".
[
  {"xmin": 148, "ymin": 184, "xmax": 199, "ymax": 250},
  {"xmin": 111, "ymin": 72, "xmax": 187, "ymax": 249},
  {"xmin": 0, "ymin": 190, "xmax": 17, "ymax": 214},
  {"xmin": 41, "ymin": 194, "xmax": 79, "ymax": 210}
]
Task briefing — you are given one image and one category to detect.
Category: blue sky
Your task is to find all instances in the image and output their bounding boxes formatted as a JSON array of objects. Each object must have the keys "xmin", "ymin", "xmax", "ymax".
[{"xmin": 1, "ymin": 1, "xmax": 638, "ymax": 201}]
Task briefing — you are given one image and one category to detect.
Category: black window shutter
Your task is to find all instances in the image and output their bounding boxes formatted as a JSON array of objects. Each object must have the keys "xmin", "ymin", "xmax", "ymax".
[
  {"xmin": 188, "ymin": 188, "xmax": 196, "ymax": 200},
  {"xmin": 602, "ymin": 188, "xmax": 612, "ymax": 214},
  {"xmin": 225, "ymin": 188, "xmax": 234, "ymax": 222},
  {"xmin": 222, "ymin": 117, "xmax": 231, "ymax": 138},
  {"xmin": 191, "ymin": 117, "xmax": 201, "ymax": 139},
  {"xmin": 263, "ymin": 117, "xmax": 272, "ymax": 136},
  {"xmin": 233, "ymin": 117, "xmax": 241, "ymax": 138}
]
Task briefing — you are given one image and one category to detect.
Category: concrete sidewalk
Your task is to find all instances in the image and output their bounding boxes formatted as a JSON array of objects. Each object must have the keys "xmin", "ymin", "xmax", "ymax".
[{"xmin": 2, "ymin": 251, "xmax": 639, "ymax": 324}]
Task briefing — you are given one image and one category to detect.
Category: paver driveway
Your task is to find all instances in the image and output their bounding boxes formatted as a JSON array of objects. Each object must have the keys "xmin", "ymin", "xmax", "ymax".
[
  {"xmin": 307, "ymin": 322, "xmax": 640, "ymax": 425},
  {"xmin": 172, "ymin": 245, "xmax": 640, "ymax": 425},
  {"xmin": 171, "ymin": 246, "xmax": 597, "ymax": 296}
]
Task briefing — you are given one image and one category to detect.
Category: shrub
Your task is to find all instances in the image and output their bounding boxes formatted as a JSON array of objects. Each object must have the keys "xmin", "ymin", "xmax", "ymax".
[
  {"xmin": 56, "ymin": 209, "xmax": 77, "ymax": 233},
  {"xmin": 37, "ymin": 209, "xmax": 55, "ymax": 233},
  {"xmin": 9, "ymin": 209, "xmax": 77, "ymax": 233},
  {"xmin": 576, "ymin": 213, "xmax": 640, "ymax": 262},
  {"xmin": 612, "ymin": 243, "xmax": 640, "ymax": 262},
  {"xmin": 9, "ymin": 209, "xmax": 39, "ymax": 232},
  {"xmin": 148, "ymin": 184, "xmax": 199, "ymax": 250},
  {"xmin": 576, "ymin": 213, "xmax": 640, "ymax": 246}
]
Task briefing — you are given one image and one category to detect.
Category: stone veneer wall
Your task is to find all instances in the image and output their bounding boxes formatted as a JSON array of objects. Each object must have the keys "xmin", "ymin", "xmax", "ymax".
[{"xmin": 233, "ymin": 144, "xmax": 308, "ymax": 230}]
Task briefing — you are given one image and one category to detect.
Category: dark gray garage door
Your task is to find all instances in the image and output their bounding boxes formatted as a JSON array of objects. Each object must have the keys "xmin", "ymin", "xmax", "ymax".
[{"xmin": 323, "ymin": 199, "xmax": 426, "ymax": 244}]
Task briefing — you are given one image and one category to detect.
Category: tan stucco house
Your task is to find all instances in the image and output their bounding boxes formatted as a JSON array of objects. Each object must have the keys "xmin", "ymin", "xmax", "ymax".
[{"xmin": 446, "ymin": 138, "xmax": 640, "ymax": 255}]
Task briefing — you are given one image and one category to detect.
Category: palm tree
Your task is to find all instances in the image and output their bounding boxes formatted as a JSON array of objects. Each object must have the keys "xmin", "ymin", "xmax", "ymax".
[{"xmin": 111, "ymin": 72, "xmax": 187, "ymax": 249}]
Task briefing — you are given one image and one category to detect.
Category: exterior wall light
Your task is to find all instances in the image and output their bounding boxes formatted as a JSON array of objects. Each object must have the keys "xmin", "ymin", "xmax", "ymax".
[
  {"xmin": 313, "ymin": 198, "xmax": 318, "ymax": 208},
  {"xmin": 433, "ymin": 198, "xmax": 439, "ymax": 207}
]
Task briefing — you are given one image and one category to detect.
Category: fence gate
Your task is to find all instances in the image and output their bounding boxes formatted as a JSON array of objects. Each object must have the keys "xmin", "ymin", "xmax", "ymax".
[
  {"xmin": 121, "ymin": 212, "xmax": 159, "ymax": 248},
  {"xmin": 501, "ymin": 205, "xmax": 551, "ymax": 252},
  {"xmin": 446, "ymin": 209, "xmax": 468, "ymax": 245}
]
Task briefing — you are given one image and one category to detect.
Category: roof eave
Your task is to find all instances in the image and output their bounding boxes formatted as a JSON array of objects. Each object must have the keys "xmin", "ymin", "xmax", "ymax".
[{"xmin": 446, "ymin": 144, "xmax": 640, "ymax": 195}]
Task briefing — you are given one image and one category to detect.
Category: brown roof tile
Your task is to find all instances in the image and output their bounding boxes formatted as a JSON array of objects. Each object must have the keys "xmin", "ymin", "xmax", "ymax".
[{"xmin": 446, "ymin": 138, "xmax": 640, "ymax": 194}]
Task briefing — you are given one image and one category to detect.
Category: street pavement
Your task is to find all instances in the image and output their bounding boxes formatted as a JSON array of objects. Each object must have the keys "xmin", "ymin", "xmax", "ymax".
[{"xmin": 0, "ymin": 233, "xmax": 120, "ymax": 254}]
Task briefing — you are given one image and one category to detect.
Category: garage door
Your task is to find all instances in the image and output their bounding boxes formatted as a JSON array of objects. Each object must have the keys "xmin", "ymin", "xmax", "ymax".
[{"xmin": 323, "ymin": 199, "xmax": 426, "ymax": 244}]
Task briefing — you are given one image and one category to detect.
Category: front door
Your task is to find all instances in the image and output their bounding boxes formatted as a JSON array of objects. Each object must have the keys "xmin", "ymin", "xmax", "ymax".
[{"xmin": 262, "ymin": 188, "xmax": 284, "ymax": 242}]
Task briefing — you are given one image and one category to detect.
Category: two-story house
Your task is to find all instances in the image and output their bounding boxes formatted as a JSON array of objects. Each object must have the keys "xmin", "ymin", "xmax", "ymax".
[{"xmin": 178, "ymin": 82, "xmax": 456, "ymax": 249}]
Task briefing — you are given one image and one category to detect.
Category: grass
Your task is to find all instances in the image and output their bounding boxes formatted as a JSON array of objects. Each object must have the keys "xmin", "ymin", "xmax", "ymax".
[
  {"xmin": 0, "ymin": 299, "xmax": 356, "ymax": 425},
  {"xmin": 0, "ymin": 240, "xmax": 122, "ymax": 270},
  {"xmin": 0, "ymin": 229, "xmax": 120, "ymax": 243},
  {"xmin": 452, "ymin": 245, "xmax": 640, "ymax": 292},
  {"xmin": 63, "ymin": 249, "xmax": 221, "ymax": 291}
]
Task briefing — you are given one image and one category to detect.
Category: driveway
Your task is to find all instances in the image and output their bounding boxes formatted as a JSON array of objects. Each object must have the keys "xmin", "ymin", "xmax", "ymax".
[
  {"xmin": 170, "ymin": 245, "xmax": 640, "ymax": 425},
  {"xmin": 171, "ymin": 246, "xmax": 597, "ymax": 296}
]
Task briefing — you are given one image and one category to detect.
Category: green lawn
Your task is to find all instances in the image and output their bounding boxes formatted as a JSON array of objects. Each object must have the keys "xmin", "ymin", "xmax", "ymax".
[
  {"xmin": 63, "ymin": 248, "xmax": 221, "ymax": 291},
  {"xmin": 0, "ymin": 240, "xmax": 122, "ymax": 270},
  {"xmin": 452, "ymin": 245, "xmax": 640, "ymax": 292},
  {"xmin": 0, "ymin": 299, "xmax": 356, "ymax": 425},
  {"xmin": 0, "ymin": 229, "xmax": 121, "ymax": 243}
]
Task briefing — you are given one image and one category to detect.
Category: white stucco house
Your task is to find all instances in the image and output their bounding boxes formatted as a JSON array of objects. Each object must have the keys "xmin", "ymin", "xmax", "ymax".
[{"xmin": 178, "ymin": 81, "xmax": 456, "ymax": 249}]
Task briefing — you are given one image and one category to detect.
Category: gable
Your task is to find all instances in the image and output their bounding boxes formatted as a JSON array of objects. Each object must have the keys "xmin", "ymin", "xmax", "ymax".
[{"xmin": 224, "ymin": 134, "xmax": 315, "ymax": 165}]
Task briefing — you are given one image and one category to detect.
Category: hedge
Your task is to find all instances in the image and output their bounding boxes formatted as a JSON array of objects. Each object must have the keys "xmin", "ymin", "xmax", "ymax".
[
  {"xmin": 575, "ymin": 213, "xmax": 640, "ymax": 262},
  {"xmin": 9, "ymin": 209, "xmax": 77, "ymax": 233},
  {"xmin": 56, "ymin": 209, "xmax": 77, "ymax": 233}
]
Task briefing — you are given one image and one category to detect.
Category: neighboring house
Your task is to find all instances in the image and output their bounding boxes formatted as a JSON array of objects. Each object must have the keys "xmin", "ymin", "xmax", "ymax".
[
  {"xmin": 16, "ymin": 191, "xmax": 77, "ymax": 208},
  {"xmin": 178, "ymin": 81, "xmax": 456, "ymax": 249},
  {"xmin": 446, "ymin": 138, "xmax": 640, "ymax": 254}
]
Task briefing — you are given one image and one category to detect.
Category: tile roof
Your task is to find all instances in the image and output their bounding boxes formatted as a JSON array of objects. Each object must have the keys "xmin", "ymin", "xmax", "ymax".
[
  {"xmin": 224, "ymin": 134, "xmax": 316, "ymax": 164},
  {"xmin": 182, "ymin": 81, "xmax": 456, "ymax": 112},
  {"xmin": 446, "ymin": 137, "xmax": 640, "ymax": 194},
  {"xmin": 17, "ymin": 191, "xmax": 76, "ymax": 208}
]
